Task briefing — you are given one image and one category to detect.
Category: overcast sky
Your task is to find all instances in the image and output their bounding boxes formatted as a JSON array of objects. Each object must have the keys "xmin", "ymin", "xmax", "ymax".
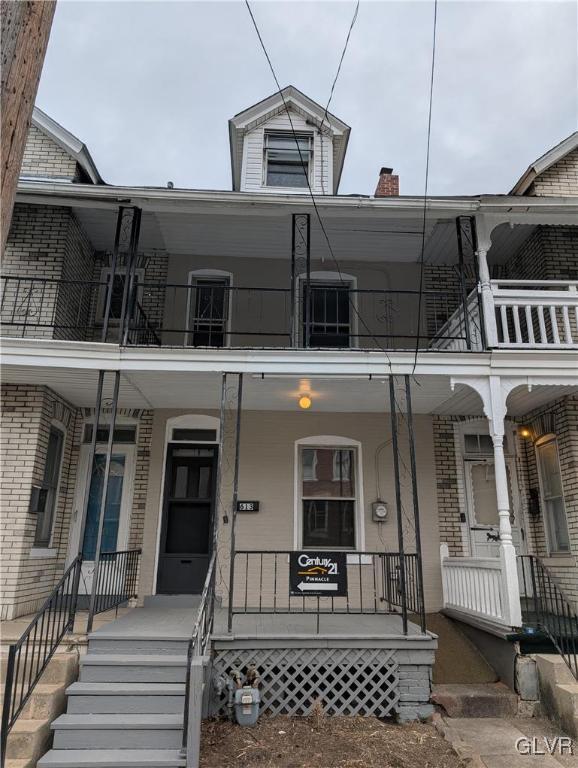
[{"xmin": 37, "ymin": 0, "xmax": 577, "ymax": 196}]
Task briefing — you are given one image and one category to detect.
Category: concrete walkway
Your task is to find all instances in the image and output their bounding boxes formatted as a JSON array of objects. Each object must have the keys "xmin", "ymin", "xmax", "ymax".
[{"xmin": 438, "ymin": 716, "xmax": 576, "ymax": 767}]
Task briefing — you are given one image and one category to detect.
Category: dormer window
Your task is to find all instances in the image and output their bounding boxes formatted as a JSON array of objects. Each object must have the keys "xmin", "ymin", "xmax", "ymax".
[{"xmin": 264, "ymin": 132, "xmax": 312, "ymax": 188}]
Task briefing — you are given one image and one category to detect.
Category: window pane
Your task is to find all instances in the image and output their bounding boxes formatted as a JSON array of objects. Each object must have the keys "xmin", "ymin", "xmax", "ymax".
[
  {"xmin": 82, "ymin": 455, "xmax": 125, "ymax": 559},
  {"xmin": 538, "ymin": 441, "xmax": 563, "ymax": 498},
  {"xmin": 302, "ymin": 500, "xmax": 355, "ymax": 548},
  {"xmin": 545, "ymin": 498, "xmax": 570, "ymax": 552},
  {"xmin": 172, "ymin": 428, "xmax": 217, "ymax": 442},
  {"xmin": 189, "ymin": 279, "xmax": 228, "ymax": 347},
  {"xmin": 267, "ymin": 164, "xmax": 308, "ymax": 187},
  {"xmin": 34, "ymin": 428, "xmax": 64, "ymax": 546},
  {"xmin": 302, "ymin": 448, "xmax": 355, "ymax": 498},
  {"xmin": 470, "ymin": 463, "xmax": 499, "ymax": 526}
]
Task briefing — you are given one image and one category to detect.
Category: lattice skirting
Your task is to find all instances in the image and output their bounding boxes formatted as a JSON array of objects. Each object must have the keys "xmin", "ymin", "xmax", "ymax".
[{"xmin": 211, "ymin": 646, "xmax": 401, "ymax": 717}]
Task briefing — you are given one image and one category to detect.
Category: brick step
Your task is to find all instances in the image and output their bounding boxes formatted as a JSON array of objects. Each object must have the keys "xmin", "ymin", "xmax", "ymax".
[
  {"xmin": 5, "ymin": 718, "xmax": 52, "ymax": 762},
  {"xmin": 0, "ymin": 652, "xmax": 78, "ymax": 686}
]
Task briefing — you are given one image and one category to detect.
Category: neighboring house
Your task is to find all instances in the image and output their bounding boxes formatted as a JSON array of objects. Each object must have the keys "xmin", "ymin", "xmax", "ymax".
[{"xmin": 1, "ymin": 90, "xmax": 577, "ymax": 764}]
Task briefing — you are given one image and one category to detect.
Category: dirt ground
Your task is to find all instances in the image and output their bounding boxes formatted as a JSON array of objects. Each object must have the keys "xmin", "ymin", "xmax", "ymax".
[{"xmin": 200, "ymin": 715, "xmax": 464, "ymax": 768}]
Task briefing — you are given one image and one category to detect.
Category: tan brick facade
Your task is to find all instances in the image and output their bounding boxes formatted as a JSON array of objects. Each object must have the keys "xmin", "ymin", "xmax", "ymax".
[
  {"xmin": 21, "ymin": 124, "xmax": 79, "ymax": 181},
  {"xmin": 528, "ymin": 147, "xmax": 578, "ymax": 197}
]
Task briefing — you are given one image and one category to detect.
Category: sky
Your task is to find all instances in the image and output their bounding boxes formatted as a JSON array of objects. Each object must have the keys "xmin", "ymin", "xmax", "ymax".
[{"xmin": 36, "ymin": 0, "xmax": 578, "ymax": 196}]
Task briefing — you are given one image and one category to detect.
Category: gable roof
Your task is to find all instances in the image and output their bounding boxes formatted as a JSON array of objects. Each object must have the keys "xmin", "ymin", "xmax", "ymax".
[
  {"xmin": 31, "ymin": 107, "xmax": 104, "ymax": 184},
  {"xmin": 228, "ymin": 85, "xmax": 350, "ymax": 193},
  {"xmin": 510, "ymin": 130, "xmax": 578, "ymax": 195}
]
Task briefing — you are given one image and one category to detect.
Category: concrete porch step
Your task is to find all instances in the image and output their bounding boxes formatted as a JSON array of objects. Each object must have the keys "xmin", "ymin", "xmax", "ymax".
[
  {"xmin": 51, "ymin": 714, "xmax": 183, "ymax": 749},
  {"xmin": 66, "ymin": 682, "xmax": 185, "ymax": 713},
  {"xmin": 4, "ymin": 718, "xmax": 52, "ymax": 761},
  {"xmin": 79, "ymin": 654, "xmax": 187, "ymax": 683},
  {"xmin": 0, "ymin": 651, "xmax": 78, "ymax": 686},
  {"xmin": 431, "ymin": 683, "xmax": 518, "ymax": 718},
  {"xmin": 5, "ymin": 760, "xmax": 36, "ymax": 768},
  {"xmin": 38, "ymin": 749, "xmax": 186, "ymax": 767},
  {"xmin": 535, "ymin": 654, "xmax": 578, "ymax": 738}
]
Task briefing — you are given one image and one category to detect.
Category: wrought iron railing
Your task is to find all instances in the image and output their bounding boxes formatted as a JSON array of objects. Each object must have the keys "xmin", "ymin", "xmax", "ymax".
[
  {"xmin": 1, "ymin": 275, "xmax": 475, "ymax": 351},
  {"xmin": 1, "ymin": 556, "xmax": 81, "ymax": 765},
  {"xmin": 89, "ymin": 548, "xmax": 141, "ymax": 616},
  {"xmin": 518, "ymin": 555, "xmax": 578, "ymax": 679},
  {"xmin": 181, "ymin": 551, "xmax": 217, "ymax": 763},
  {"xmin": 1, "ymin": 549, "xmax": 141, "ymax": 764},
  {"xmin": 229, "ymin": 550, "xmax": 425, "ymax": 634}
]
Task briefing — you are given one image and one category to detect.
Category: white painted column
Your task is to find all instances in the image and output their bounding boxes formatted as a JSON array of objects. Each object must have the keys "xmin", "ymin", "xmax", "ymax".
[
  {"xmin": 487, "ymin": 377, "xmax": 522, "ymax": 627},
  {"xmin": 477, "ymin": 246, "xmax": 499, "ymax": 348}
]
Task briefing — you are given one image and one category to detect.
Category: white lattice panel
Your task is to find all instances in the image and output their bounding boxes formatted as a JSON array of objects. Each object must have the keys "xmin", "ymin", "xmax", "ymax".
[{"xmin": 211, "ymin": 646, "xmax": 400, "ymax": 717}]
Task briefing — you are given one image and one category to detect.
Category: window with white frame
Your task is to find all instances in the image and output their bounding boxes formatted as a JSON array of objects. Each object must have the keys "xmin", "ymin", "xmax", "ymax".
[
  {"xmin": 300, "ymin": 446, "xmax": 356, "ymax": 548},
  {"xmin": 34, "ymin": 426, "xmax": 65, "ymax": 547},
  {"xmin": 187, "ymin": 273, "xmax": 231, "ymax": 347},
  {"xmin": 97, "ymin": 268, "xmax": 144, "ymax": 323},
  {"xmin": 264, "ymin": 132, "xmax": 312, "ymax": 188},
  {"xmin": 536, "ymin": 435, "xmax": 570, "ymax": 553}
]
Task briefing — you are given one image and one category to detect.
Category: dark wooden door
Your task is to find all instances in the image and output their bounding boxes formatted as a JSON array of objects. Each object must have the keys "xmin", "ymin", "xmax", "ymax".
[{"xmin": 156, "ymin": 444, "xmax": 216, "ymax": 594}]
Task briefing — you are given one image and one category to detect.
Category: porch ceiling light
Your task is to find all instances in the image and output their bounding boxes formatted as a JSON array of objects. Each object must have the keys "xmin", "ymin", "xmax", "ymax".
[
  {"xmin": 298, "ymin": 395, "xmax": 312, "ymax": 410},
  {"xmin": 519, "ymin": 426, "xmax": 532, "ymax": 439}
]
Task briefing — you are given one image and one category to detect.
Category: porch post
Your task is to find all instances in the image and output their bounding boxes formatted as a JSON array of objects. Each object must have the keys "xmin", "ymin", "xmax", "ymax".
[
  {"xmin": 455, "ymin": 217, "xmax": 472, "ymax": 350},
  {"xmin": 474, "ymin": 215, "xmax": 498, "ymax": 348},
  {"xmin": 119, "ymin": 207, "xmax": 142, "ymax": 347},
  {"xmin": 487, "ymin": 377, "xmax": 522, "ymax": 627},
  {"xmin": 87, "ymin": 370, "xmax": 121, "ymax": 633},
  {"xmin": 227, "ymin": 373, "xmax": 244, "ymax": 633},
  {"xmin": 291, "ymin": 213, "xmax": 311, "ymax": 348},
  {"xmin": 388, "ymin": 376, "xmax": 408, "ymax": 635}
]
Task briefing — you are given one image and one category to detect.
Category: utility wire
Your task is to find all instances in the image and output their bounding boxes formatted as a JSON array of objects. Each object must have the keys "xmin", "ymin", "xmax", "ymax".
[{"xmin": 412, "ymin": 0, "xmax": 438, "ymax": 375}]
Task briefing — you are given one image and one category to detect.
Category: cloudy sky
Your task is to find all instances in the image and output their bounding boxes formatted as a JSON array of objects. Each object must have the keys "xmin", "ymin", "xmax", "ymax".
[{"xmin": 37, "ymin": 0, "xmax": 577, "ymax": 196}]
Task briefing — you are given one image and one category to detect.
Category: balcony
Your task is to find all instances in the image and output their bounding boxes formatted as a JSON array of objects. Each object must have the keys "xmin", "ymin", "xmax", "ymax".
[{"xmin": 2, "ymin": 275, "xmax": 576, "ymax": 353}]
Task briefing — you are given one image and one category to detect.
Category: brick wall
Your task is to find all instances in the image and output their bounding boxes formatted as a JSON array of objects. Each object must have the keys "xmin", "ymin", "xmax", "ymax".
[
  {"xmin": 515, "ymin": 395, "xmax": 578, "ymax": 608},
  {"xmin": 504, "ymin": 226, "xmax": 578, "ymax": 281},
  {"xmin": 0, "ymin": 385, "xmax": 78, "ymax": 620},
  {"xmin": 21, "ymin": 124, "xmax": 79, "ymax": 181},
  {"xmin": 528, "ymin": 147, "xmax": 578, "ymax": 197},
  {"xmin": 2, "ymin": 203, "xmax": 96, "ymax": 339}
]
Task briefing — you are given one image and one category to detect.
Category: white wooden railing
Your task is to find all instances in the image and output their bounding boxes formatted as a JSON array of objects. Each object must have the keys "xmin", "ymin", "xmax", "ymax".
[
  {"xmin": 440, "ymin": 543, "xmax": 520, "ymax": 628},
  {"xmin": 490, "ymin": 280, "xmax": 578, "ymax": 349}
]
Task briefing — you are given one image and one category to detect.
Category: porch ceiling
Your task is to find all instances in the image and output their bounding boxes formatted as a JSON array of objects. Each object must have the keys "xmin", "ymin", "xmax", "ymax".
[
  {"xmin": 3, "ymin": 365, "xmax": 574, "ymax": 416},
  {"xmin": 69, "ymin": 205, "xmax": 532, "ymax": 267}
]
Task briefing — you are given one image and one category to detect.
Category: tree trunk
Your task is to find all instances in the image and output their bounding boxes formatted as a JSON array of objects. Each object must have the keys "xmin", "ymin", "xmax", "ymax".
[{"xmin": 1, "ymin": 0, "xmax": 56, "ymax": 254}]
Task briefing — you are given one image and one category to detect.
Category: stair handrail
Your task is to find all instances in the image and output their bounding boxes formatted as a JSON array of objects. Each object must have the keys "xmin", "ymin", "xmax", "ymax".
[
  {"xmin": 181, "ymin": 551, "xmax": 217, "ymax": 767},
  {"xmin": 1, "ymin": 555, "xmax": 82, "ymax": 767},
  {"xmin": 518, "ymin": 554, "xmax": 578, "ymax": 679}
]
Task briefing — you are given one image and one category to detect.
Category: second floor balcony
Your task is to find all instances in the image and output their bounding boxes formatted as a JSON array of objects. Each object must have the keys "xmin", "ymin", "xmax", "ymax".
[{"xmin": 2, "ymin": 273, "xmax": 577, "ymax": 353}]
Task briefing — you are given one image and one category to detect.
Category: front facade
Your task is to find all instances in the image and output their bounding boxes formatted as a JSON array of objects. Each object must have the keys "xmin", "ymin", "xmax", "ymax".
[{"xmin": 2, "ymin": 93, "xmax": 578, "ymax": 738}]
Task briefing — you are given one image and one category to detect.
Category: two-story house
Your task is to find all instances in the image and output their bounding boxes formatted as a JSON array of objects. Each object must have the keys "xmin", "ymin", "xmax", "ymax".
[{"xmin": 1, "ymin": 88, "xmax": 577, "ymax": 767}]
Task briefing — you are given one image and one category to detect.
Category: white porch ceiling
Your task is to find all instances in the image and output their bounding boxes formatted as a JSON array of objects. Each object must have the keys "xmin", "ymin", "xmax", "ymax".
[{"xmin": 3, "ymin": 365, "xmax": 574, "ymax": 416}]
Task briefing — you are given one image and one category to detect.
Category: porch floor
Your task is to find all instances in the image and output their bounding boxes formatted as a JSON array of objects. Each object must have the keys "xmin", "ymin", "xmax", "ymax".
[
  {"xmin": 90, "ymin": 595, "xmax": 200, "ymax": 640},
  {"xmin": 214, "ymin": 608, "xmax": 429, "ymax": 640}
]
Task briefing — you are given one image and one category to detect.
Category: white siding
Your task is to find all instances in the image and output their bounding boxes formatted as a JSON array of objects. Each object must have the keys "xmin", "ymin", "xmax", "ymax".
[{"xmin": 240, "ymin": 110, "xmax": 333, "ymax": 195}]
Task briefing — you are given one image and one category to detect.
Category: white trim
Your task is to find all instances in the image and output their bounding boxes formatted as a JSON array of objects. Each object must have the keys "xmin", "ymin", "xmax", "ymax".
[
  {"xmin": 186, "ymin": 269, "xmax": 233, "ymax": 347},
  {"xmin": 151, "ymin": 414, "xmax": 220, "ymax": 595},
  {"xmin": 293, "ymin": 435, "xmax": 365, "ymax": 552}
]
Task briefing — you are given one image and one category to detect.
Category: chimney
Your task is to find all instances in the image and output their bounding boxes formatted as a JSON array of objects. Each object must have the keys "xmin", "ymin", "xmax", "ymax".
[{"xmin": 375, "ymin": 167, "xmax": 399, "ymax": 197}]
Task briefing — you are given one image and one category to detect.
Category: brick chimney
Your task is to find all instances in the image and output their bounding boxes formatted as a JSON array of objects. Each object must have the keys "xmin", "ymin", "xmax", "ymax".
[{"xmin": 375, "ymin": 167, "xmax": 399, "ymax": 197}]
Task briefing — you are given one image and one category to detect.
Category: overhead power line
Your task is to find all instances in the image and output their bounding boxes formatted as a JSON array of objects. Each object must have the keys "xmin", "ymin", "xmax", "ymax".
[{"xmin": 412, "ymin": 0, "xmax": 439, "ymax": 375}]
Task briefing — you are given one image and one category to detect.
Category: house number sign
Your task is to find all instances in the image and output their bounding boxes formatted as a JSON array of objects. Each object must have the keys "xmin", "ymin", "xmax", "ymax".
[
  {"xmin": 289, "ymin": 552, "xmax": 348, "ymax": 597},
  {"xmin": 236, "ymin": 500, "xmax": 260, "ymax": 512}
]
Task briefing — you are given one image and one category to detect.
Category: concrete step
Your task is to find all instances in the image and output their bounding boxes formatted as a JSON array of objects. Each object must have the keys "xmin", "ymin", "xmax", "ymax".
[
  {"xmin": 536, "ymin": 654, "xmax": 578, "ymax": 739},
  {"xmin": 556, "ymin": 683, "xmax": 578, "ymax": 738},
  {"xmin": 51, "ymin": 714, "xmax": 183, "ymax": 750},
  {"xmin": 535, "ymin": 653, "xmax": 576, "ymax": 687},
  {"xmin": 18, "ymin": 683, "xmax": 67, "ymax": 720},
  {"xmin": 5, "ymin": 718, "xmax": 52, "ymax": 761},
  {"xmin": 79, "ymin": 655, "xmax": 187, "ymax": 683},
  {"xmin": 0, "ymin": 651, "xmax": 78, "ymax": 686},
  {"xmin": 88, "ymin": 637, "xmax": 189, "ymax": 656},
  {"xmin": 431, "ymin": 683, "xmax": 518, "ymax": 718},
  {"xmin": 66, "ymin": 682, "xmax": 185, "ymax": 714},
  {"xmin": 5, "ymin": 759, "xmax": 36, "ymax": 768},
  {"xmin": 38, "ymin": 749, "xmax": 186, "ymax": 767}
]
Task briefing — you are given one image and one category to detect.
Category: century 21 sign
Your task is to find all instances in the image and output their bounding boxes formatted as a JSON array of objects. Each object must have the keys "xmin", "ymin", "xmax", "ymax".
[{"xmin": 289, "ymin": 552, "xmax": 348, "ymax": 597}]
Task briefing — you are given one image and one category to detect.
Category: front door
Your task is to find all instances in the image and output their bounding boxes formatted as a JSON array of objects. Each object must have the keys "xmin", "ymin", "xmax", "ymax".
[
  {"xmin": 465, "ymin": 458, "xmax": 523, "ymax": 557},
  {"xmin": 69, "ymin": 444, "xmax": 135, "ymax": 597},
  {"xmin": 156, "ymin": 444, "xmax": 217, "ymax": 594}
]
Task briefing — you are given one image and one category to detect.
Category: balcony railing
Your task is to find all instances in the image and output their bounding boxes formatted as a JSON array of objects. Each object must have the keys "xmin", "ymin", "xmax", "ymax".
[{"xmin": 1, "ymin": 276, "xmax": 473, "ymax": 351}]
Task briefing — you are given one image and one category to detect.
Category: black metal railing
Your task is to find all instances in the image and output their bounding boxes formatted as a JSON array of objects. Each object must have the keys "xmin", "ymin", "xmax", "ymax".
[
  {"xmin": 1, "ymin": 548, "xmax": 141, "ymax": 763},
  {"xmin": 1, "ymin": 556, "xmax": 81, "ymax": 765},
  {"xmin": 89, "ymin": 548, "xmax": 141, "ymax": 616},
  {"xmin": 1, "ymin": 275, "xmax": 477, "ymax": 351},
  {"xmin": 181, "ymin": 551, "xmax": 217, "ymax": 760},
  {"xmin": 0, "ymin": 276, "xmax": 106, "ymax": 341},
  {"xmin": 518, "ymin": 555, "xmax": 578, "ymax": 679},
  {"xmin": 229, "ymin": 550, "xmax": 425, "ymax": 633}
]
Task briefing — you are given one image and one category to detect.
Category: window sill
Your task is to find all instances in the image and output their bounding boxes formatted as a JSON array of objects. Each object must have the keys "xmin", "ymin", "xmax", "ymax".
[
  {"xmin": 30, "ymin": 547, "xmax": 59, "ymax": 559},
  {"xmin": 542, "ymin": 555, "xmax": 576, "ymax": 567}
]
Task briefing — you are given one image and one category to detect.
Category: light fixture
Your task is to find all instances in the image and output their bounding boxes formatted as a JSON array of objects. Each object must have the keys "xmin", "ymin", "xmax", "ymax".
[
  {"xmin": 298, "ymin": 395, "xmax": 312, "ymax": 410},
  {"xmin": 519, "ymin": 426, "xmax": 532, "ymax": 439}
]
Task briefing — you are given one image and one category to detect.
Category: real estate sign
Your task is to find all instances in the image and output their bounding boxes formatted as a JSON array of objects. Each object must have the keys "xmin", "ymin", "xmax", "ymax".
[{"xmin": 289, "ymin": 552, "xmax": 347, "ymax": 597}]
